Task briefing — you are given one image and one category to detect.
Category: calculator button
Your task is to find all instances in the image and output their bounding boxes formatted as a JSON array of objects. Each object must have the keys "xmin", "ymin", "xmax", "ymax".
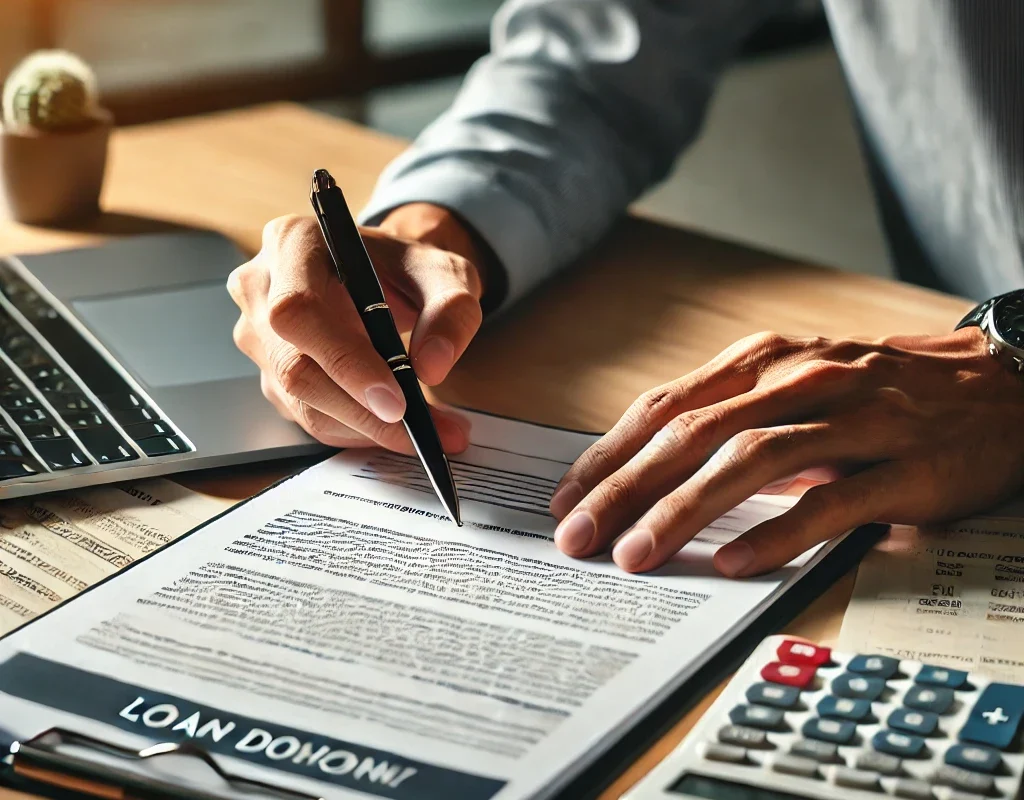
[
  {"xmin": 761, "ymin": 662, "xmax": 816, "ymax": 689},
  {"xmin": 916, "ymin": 665, "xmax": 968, "ymax": 689},
  {"xmin": 729, "ymin": 705, "xmax": 784, "ymax": 730},
  {"xmin": 770, "ymin": 754, "xmax": 820, "ymax": 779},
  {"xmin": 933, "ymin": 765, "xmax": 995, "ymax": 795},
  {"xmin": 827, "ymin": 766, "xmax": 880, "ymax": 791},
  {"xmin": 944, "ymin": 744, "xmax": 1002, "ymax": 774},
  {"xmin": 889, "ymin": 708, "xmax": 939, "ymax": 736},
  {"xmin": 832, "ymin": 673, "xmax": 886, "ymax": 701},
  {"xmin": 958, "ymin": 683, "xmax": 1024, "ymax": 749},
  {"xmin": 802, "ymin": 717, "xmax": 856, "ymax": 744},
  {"xmin": 817, "ymin": 695, "xmax": 872, "ymax": 721},
  {"xmin": 855, "ymin": 751, "xmax": 902, "ymax": 775},
  {"xmin": 893, "ymin": 779, "xmax": 935, "ymax": 800},
  {"xmin": 746, "ymin": 682, "xmax": 799, "ymax": 709},
  {"xmin": 904, "ymin": 685, "xmax": 954, "ymax": 714},
  {"xmin": 697, "ymin": 742, "xmax": 747, "ymax": 764},
  {"xmin": 790, "ymin": 739, "xmax": 839, "ymax": 763},
  {"xmin": 872, "ymin": 730, "xmax": 926, "ymax": 758},
  {"xmin": 848, "ymin": 654, "xmax": 900, "ymax": 679},
  {"xmin": 718, "ymin": 725, "xmax": 772, "ymax": 749},
  {"xmin": 777, "ymin": 640, "xmax": 831, "ymax": 666}
]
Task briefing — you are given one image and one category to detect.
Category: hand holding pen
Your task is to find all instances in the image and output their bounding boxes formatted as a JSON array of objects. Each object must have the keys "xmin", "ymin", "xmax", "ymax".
[{"xmin": 227, "ymin": 179, "xmax": 492, "ymax": 508}]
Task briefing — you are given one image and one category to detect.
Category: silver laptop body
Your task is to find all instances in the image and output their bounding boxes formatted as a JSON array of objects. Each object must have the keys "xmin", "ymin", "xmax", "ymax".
[{"xmin": 0, "ymin": 231, "xmax": 323, "ymax": 499}]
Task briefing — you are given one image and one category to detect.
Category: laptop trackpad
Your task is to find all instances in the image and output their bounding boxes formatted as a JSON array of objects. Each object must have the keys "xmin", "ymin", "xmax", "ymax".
[{"xmin": 72, "ymin": 282, "xmax": 259, "ymax": 389}]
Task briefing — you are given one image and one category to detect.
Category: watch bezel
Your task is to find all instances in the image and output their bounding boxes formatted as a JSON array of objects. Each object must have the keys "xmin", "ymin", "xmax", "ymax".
[{"xmin": 984, "ymin": 299, "xmax": 1024, "ymax": 372}]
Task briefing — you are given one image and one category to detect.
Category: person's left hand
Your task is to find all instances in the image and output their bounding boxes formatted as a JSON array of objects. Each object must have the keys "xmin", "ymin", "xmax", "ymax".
[{"xmin": 549, "ymin": 328, "xmax": 1024, "ymax": 577}]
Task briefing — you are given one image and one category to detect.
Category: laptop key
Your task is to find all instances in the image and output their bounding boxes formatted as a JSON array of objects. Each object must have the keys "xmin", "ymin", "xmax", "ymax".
[
  {"xmin": 110, "ymin": 407, "xmax": 155, "ymax": 425},
  {"xmin": 0, "ymin": 424, "xmax": 19, "ymax": 440},
  {"xmin": 138, "ymin": 436, "xmax": 188, "ymax": 457},
  {"xmin": 8, "ymin": 407, "xmax": 52, "ymax": 426},
  {"xmin": 0, "ymin": 441, "xmax": 27, "ymax": 459},
  {"xmin": 62, "ymin": 412, "xmax": 109, "ymax": 429},
  {"xmin": 97, "ymin": 390, "xmax": 144, "ymax": 411},
  {"xmin": 19, "ymin": 423, "xmax": 65, "ymax": 440},
  {"xmin": 44, "ymin": 392, "xmax": 93, "ymax": 413},
  {"xmin": 22, "ymin": 364, "xmax": 62, "ymax": 383},
  {"xmin": 32, "ymin": 438, "xmax": 88, "ymax": 470},
  {"xmin": 0, "ymin": 392, "xmax": 37, "ymax": 410},
  {"xmin": 34, "ymin": 375, "xmax": 75, "ymax": 394},
  {"xmin": 123, "ymin": 420, "xmax": 173, "ymax": 440},
  {"xmin": 0, "ymin": 458, "xmax": 38, "ymax": 479},
  {"xmin": 74, "ymin": 428, "xmax": 137, "ymax": 463}
]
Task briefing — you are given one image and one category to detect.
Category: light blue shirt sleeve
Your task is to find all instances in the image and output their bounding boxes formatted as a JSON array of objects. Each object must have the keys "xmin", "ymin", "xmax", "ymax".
[{"xmin": 359, "ymin": 0, "xmax": 786, "ymax": 311}]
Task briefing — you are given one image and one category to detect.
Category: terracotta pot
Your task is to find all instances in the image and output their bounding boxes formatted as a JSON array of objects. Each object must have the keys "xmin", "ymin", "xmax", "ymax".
[{"xmin": 0, "ymin": 110, "xmax": 112, "ymax": 225}]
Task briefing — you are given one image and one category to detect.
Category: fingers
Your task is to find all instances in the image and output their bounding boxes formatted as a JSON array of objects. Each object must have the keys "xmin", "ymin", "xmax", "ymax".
[
  {"xmin": 401, "ymin": 251, "xmax": 483, "ymax": 386},
  {"xmin": 609, "ymin": 421, "xmax": 886, "ymax": 573},
  {"xmin": 712, "ymin": 462, "xmax": 905, "ymax": 578},
  {"xmin": 259, "ymin": 217, "xmax": 408, "ymax": 424}
]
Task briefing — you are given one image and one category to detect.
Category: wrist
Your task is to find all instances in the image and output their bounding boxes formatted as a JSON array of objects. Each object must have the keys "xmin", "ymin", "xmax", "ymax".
[{"xmin": 379, "ymin": 203, "xmax": 507, "ymax": 312}]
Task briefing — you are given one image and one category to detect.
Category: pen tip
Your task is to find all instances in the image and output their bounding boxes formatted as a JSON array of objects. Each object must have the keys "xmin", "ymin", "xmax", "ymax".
[{"xmin": 312, "ymin": 169, "xmax": 336, "ymax": 192}]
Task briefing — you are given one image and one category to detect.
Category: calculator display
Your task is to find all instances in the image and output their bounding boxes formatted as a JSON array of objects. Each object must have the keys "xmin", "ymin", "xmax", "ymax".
[{"xmin": 670, "ymin": 774, "xmax": 809, "ymax": 800}]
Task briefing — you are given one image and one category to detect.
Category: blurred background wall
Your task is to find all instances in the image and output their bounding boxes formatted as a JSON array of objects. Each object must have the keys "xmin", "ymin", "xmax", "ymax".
[{"xmin": 0, "ymin": 0, "xmax": 892, "ymax": 279}]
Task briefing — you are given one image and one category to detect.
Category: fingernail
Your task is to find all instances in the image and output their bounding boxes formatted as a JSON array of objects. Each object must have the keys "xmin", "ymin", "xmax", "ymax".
[
  {"xmin": 549, "ymin": 480, "xmax": 583, "ymax": 518},
  {"xmin": 715, "ymin": 541, "xmax": 755, "ymax": 578},
  {"xmin": 365, "ymin": 384, "xmax": 406, "ymax": 423},
  {"xmin": 555, "ymin": 511, "xmax": 595, "ymax": 555},
  {"xmin": 416, "ymin": 336, "xmax": 455, "ymax": 382},
  {"xmin": 613, "ymin": 529, "xmax": 653, "ymax": 571}
]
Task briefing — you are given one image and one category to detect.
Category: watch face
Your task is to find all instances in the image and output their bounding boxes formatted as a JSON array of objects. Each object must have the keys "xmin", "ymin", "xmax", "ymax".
[{"xmin": 993, "ymin": 293, "xmax": 1024, "ymax": 349}]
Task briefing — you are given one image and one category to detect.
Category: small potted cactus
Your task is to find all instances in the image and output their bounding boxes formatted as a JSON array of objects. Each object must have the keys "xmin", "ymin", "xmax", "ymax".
[{"xmin": 0, "ymin": 51, "xmax": 112, "ymax": 225}]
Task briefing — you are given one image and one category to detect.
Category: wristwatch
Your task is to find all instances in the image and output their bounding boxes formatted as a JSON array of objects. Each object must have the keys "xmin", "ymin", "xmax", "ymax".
[{"xmin": 956, "ymin": 289, "xmax": 1024, "ymax": 373}]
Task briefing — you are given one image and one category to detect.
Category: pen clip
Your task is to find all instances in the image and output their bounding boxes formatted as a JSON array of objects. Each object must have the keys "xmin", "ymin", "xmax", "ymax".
[{"xmin": 309, "ymin": 170, "xmax": 345, "ymax": 284}]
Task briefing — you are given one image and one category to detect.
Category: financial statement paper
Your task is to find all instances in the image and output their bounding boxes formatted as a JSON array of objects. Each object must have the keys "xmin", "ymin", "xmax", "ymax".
[{"xmin": 0, "ymin": 412, "xmax": 845, "ymax": 800}]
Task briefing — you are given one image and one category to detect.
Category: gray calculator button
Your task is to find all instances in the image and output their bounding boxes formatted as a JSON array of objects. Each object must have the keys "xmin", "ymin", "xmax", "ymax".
[
  {"xmin": 790, "ymin": 739, "xmax": 839, "ymax": 763},
  {"xmin": 893, "ymin": 779, "xmax": 934, "ymax": 800},
  {"xmin": 718, "ymin": 725, "xmax": 772, "ymax": 749},
  {"xmin": 933, "ymin": 765, "xmax": 995, "ymax": 795},
  {"xmin": 855, "ymin": 751, "xmax": 902, "ymax": 775},
  {"xmin": 698, "ymin": 742, "xmax": 748, "ymax": 764},
  {"xmin": 947, "ymin": 793, "xmax": 989, "ymax": 800},
  {"xmin": 770, "ymin": 754, "xmax": 820, "ymax": 778},
  {"xmin": 828, "ymin": 766, "xmax": 881, "ymax": 791},
  {"xmin": 729, "ymin": 704, "xmax": 785, "ymax": 730}
]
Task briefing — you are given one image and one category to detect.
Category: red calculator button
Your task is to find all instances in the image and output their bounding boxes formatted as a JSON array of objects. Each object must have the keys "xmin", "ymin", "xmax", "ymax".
[
  {"xmin": 777, "ymin": 639, "xmax": 831, "ymax": 666},
  {"xmin": 761, "ymin": 661, "xmax": 816, "ymax": 689}
]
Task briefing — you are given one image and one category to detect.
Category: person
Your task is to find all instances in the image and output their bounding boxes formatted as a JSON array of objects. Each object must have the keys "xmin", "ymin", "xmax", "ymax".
[{"xmin": 228, "ymin": 1, "xmax": 1024, "ymax": 578}]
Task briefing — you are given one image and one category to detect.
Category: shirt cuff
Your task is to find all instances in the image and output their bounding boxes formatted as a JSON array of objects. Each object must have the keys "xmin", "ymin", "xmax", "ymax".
[{"xmin": 358, "ymin": 160, "xmax": 553, "ymax": 314}]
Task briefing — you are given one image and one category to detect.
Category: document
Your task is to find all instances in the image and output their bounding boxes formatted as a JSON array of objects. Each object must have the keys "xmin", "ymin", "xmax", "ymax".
[
  {"xmin": 838, "ymin": 507, "xmax": 1024, "ymax": 682},
  {"xmin": 0, "ymin": 479, "xmax": 230, "ymax": 633},
  {"xmin": 0, "ymin": 412, "xmax": 849, "ymax": 800}
]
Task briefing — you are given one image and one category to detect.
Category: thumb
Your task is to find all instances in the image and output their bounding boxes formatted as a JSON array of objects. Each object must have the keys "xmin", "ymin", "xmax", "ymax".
[{"xmin": 405, "ymin": 250, "xmax": 483, "ymax": 385}]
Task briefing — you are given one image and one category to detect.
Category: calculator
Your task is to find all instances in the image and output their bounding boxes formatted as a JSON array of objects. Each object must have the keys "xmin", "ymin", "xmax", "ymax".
[{"xmin": 624, "ymin": 635, "xmax": 1024, "ymax": 800}]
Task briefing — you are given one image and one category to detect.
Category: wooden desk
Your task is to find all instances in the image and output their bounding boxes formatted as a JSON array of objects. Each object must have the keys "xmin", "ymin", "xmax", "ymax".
[{"xmin": 0, "ymin": 104, "xmax": 972, "ymax": 798}]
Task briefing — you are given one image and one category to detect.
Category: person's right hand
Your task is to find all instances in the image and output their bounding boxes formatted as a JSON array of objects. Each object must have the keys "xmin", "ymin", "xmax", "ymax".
[{"xmin": 228, "ymin": 203, "xmax": 491, "ymax": 454}]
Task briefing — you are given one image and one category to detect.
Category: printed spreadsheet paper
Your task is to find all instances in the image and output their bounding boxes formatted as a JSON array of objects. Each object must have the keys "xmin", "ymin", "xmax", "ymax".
[
  {"xmin": 0, "ymin": 412, "xmax": 839, "ymax": 800},
  {"xmin": 0, "ymin": 478, "xmax": 230, "ymax": 633},
  {"xmin": 838, "ymin": 506, "xmax": 1024, "ymax": 683}
]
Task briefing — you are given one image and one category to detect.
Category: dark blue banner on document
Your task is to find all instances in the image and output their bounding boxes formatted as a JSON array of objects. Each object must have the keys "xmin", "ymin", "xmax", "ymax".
[{"xmin": 0, "ymin": 654, "xmax": 506, "ymax": 800}]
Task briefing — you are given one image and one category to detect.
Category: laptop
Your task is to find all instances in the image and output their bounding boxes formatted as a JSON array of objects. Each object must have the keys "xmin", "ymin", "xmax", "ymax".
[{"xmin": 0, "ymin": 230, "xmax": 324, "ymax": 499}]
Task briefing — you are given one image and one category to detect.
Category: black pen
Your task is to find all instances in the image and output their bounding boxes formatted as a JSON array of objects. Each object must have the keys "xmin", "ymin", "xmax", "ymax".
[{"xmin": 309, "ymin": 169, "xmax": 461, "ymax": 525}]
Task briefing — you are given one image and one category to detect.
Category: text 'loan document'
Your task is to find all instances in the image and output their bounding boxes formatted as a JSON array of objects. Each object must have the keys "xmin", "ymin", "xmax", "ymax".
[{"xmin": 0, "ymin": 413, "xmax": 839, "ymax": 800}]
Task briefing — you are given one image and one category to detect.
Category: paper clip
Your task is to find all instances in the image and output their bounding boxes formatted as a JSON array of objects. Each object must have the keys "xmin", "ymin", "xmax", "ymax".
[{"xmin": 3, "ymin": 727, "xmax": 325, "ymax": 800}]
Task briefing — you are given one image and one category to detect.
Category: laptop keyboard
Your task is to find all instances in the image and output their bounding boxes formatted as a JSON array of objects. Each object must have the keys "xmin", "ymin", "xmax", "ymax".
[{"xmin": 0, "ymin": 260, "xmax": 193, "ymax": 481}]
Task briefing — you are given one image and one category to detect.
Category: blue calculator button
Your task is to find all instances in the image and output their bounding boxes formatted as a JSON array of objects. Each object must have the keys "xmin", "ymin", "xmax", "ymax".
[
  {"xmin": 888, "ymin": 708, "xmax": 939, "ymax": 736},
  {"xmin": 872, "ymin": 730, "xmax": 926, "ymax": 758},
  {"xmin": 904, "ymin": 685, "xmax": 954, "ymax": 714},
  {"xmin": 848, "ymin": 654, "xmax": 900, "ymax": 679},
  {"xmin": 958, "ymin": 683, "xmax": 1024, "ymax": 749},
  {"xmin": 817, "ymin": 695, "xmax": 872, "ymax": 722},
  {"xmin": 802, "ymin": 717, "xmax": 856, "ymax": 744},
  {"xmin": 746, "ymin": 682, "xmax": 800, "ymax": 709},
  {"xmin": 944, "ymin": 743, "xmax": 1002, "ymax": 774},
  {"xmin": 915, "ymin": 665, "xmax": 968, "ymax": 689},
  {"xmin": 729, "ymin": 704, "xmax": 785, "ymax": 730},
  {"xmin": 832, "ymin": 673, "xmax": 886, "ymax": 701}
]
